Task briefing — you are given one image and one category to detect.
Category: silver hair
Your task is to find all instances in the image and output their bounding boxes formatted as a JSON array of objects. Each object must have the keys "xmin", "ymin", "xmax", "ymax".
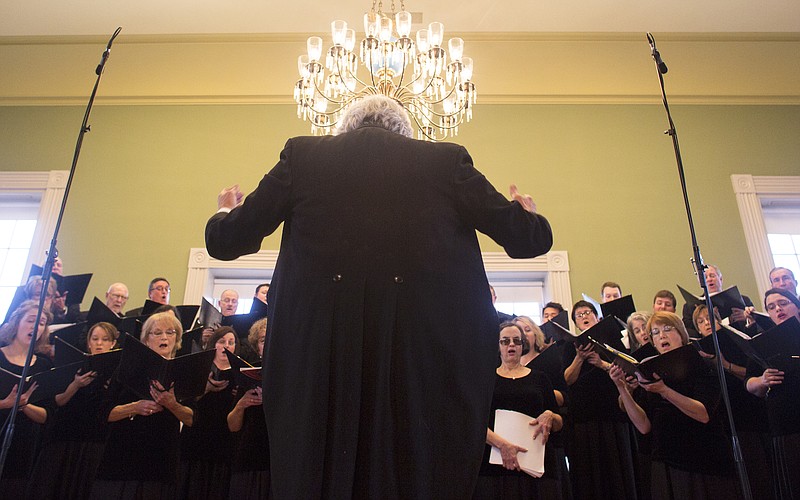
[{"xmin": 336, "ymin": 95, "xmax": 413, "ymax": 138}]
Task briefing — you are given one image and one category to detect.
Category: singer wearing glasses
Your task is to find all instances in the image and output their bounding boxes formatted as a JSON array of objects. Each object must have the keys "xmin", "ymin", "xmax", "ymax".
[
  {"xmin": 474, "ymin": 322, "xmax": 562, "ymax": 499},
  {"xmin": 561, "ymin": 300, "xmax": 637, "ymax": 500},
  {"xmin": 745, "ymin": 288, "xmax": 800, "ymax": 499},
  {"xmin": 90, "ymin": 312, "xmax": 193, "ymax": 499}
]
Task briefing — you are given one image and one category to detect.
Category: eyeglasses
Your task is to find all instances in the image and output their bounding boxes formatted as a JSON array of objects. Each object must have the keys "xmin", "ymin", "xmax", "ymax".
[
  {"xmin": 650, "ymin": 324, "xmax": 676, "ymax": 337},
  {"xmin": 150, "ymin": 329, "xmax": 177, "ymax": 337},
  {"xmin": 766, "ymin": 300, "xmax": 793, "ymax": 311},
  {"xmin": 151, "ymin": 286, "xmax": 170, "ymax": 293},
  {"xmin": 499, "ymin": 337, "xmax": 523, "ymax": 346},
  {"xmin": 575, "ymin": 311, "xmax": 594, "ymax": 319}
]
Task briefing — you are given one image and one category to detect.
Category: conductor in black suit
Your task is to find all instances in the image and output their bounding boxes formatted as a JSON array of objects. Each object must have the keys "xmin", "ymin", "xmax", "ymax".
[{"xmin": 205, "ymin": 95, "xmax": 553, "ymax": 499}]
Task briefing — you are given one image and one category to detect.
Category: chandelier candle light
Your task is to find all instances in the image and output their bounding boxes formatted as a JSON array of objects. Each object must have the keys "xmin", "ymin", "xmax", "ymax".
[{"xmin": 293, "ymin": 0, "xmax": 477, "ymax": 141}]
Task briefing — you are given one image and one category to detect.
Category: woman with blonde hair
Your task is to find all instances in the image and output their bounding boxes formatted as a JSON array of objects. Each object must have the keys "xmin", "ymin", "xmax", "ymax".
[
  {"xmin": 0, "ymin": 300, "xmax": 53, "ymax": 496},
  {"xmin": 90, "ymin": 312, "xmax": 195, "ymax": 499}
]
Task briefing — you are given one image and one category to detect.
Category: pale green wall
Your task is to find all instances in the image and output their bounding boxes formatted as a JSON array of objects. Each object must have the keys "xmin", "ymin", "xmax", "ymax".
[{"xmin": 1, "ymin": 104, "xmax": 798, "ymax": 310}]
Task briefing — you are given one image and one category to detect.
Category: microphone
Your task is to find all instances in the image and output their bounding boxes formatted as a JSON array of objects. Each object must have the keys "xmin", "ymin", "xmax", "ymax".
[
  {"xmin": 646, "ymin": 32, "xmax": 668, "ymax": 74},
  {"xmin": 96, "ymin": 27, "xmax": 122, "ymax": 76}
]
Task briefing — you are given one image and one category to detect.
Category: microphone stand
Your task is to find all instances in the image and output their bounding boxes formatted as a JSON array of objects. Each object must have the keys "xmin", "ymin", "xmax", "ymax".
[
  {"xmin": 646, "ymin": 32, "xmax": 752, "ymax": 500},
  {"xmin": 0, "ymin": 27, "xmax": 122, "ymax": 478}
]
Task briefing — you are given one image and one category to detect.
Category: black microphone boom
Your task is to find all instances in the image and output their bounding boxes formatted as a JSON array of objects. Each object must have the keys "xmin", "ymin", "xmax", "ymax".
[
  {"xmin": 646, "ymin": 32, "xmax": 669, "ymax": 74},
  {"xmin": 96, "ymin": 27, "xmax": 122, "ymax": 76},
  {"xmin": 0, "ymin": 26, "xmax": 122, "ymax": 479}
]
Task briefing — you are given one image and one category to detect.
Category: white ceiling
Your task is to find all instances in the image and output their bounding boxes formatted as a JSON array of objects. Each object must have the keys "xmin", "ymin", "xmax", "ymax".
[{"xmin": 2, "ymin": 0, "xmax": 799, "ymax": 37}]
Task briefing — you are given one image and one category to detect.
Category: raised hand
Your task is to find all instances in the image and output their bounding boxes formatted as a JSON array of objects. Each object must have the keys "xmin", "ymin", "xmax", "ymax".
[{"xmin": 509, "ymin": 184, "xmax": 537, "ymax": 214}]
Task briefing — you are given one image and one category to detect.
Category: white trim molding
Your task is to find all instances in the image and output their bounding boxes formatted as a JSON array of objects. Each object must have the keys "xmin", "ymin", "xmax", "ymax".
[
  {"xmin": 731, "ymin": 174, "xmax": 800, "ymax": 300},
  {"xmin": 185, "ymin": 247, "xmax": 571, "ymax": 309},
  {"xmin": 0, "ymin": 170, "xmax": 68, "ymax": 281}
]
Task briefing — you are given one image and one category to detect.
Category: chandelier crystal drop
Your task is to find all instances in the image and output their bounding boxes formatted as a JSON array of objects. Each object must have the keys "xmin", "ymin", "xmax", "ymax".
[{"xmin": 292, "ymin": 0, "xmax": 477, "ymax": 141}]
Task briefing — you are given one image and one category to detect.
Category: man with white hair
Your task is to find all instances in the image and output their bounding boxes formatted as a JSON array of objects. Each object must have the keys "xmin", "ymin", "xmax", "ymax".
[
  {"xmin": 206, "ymin": 95, "xmax": 553, "ymax": 499},
  {"xmin": 104, "ymin": 282, "xmax": 129, "ymax": 316}
]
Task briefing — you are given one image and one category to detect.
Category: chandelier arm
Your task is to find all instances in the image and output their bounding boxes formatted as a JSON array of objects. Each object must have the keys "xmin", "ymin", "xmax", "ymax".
[{"xmin": 407, "ymin": 111, "xmax": 439, "ymax": 141}]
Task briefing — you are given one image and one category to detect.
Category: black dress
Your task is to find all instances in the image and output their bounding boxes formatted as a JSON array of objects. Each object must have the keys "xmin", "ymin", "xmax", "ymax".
[
  {"xmin": 707, "ymin": 334, "xmax": 773, "ymax": 499},
  {"xmin": 0, "ymin": 351, "xmax": 52, "ymax": 498},
  {"xmin": 177, "ymin": 366, "xmax": 236, "ymax": 499},
  {"xmin": 561, "ymin": 342, "xmax": 637, "ymax": 500},
  {"xmin": 746, "ymin": 358, "xmax": 800, "ymax": 500},
  {"xmin": 228, "ymin": 391, "xmax": 270, "ymax": 499},
  {"xmin": 526, "ymin": 344, "xmax": 572, "ymax": 500},
  {"xmin": 28, "ymin": 374, "xmax": 110, "ymax": 500},
  {"xmin": 638, "ymin": 362, "xmax": 742, "ymax": 500},
  {"xmin": 474, "ymin": 369, "xmax": 561, "ymax": 500},
  {"xmin": 89, "ymin": 381, "xmax": 186, "ymax": 500}
]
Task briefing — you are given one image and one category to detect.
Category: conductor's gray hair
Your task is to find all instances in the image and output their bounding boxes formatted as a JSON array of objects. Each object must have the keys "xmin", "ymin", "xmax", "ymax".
[{"xmin": 336, "ymin": 95, "xmax": 413, "ymax": 138}]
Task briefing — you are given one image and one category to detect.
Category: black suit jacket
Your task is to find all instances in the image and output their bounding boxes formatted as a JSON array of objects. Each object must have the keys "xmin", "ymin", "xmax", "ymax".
[{"xmin": 205, "ymin": 126, "xmax": 553, "ymax": 499}]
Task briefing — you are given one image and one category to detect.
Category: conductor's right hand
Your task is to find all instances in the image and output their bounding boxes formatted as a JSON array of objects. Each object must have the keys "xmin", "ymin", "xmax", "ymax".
[{"xmin": 217, "ymin": 185, "xmax": 244, "ymax": 211}]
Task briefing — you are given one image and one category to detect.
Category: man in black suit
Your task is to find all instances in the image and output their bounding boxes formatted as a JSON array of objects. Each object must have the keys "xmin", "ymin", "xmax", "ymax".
[{"xmin": 205, "ymin": 95, "xmax": 553, "ymax": 499}]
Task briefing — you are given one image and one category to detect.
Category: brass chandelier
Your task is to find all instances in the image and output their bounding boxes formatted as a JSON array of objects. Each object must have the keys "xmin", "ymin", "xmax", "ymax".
[{"xmin": 293, "ymin": 0, "xmax": 477, "ymax": 141}]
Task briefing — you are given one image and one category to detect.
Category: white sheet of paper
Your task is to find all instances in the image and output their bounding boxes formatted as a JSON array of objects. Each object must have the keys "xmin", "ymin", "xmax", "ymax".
[{"xmin": 489, "ymin": 409, "xmax": 546, "ymax": 478}]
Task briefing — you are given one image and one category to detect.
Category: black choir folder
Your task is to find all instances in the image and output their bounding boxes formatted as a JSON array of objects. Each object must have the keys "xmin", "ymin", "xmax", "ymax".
[
  {"xmin": 116, "ymin": 333, "xmax": 215, "ymax": 403},
  {"xmin": 594, "ymin": 342, "xmax": 705, "ymax": 385},
  {"xmin": 600, "ymin": 295, "xmax": 636, "ymax": 326},
  {"xmin": 223, "ymin": 350, "xmax": 262, "ymax": 391},
  {"xmin": 677, "ymin": 284, "xmax": 746, "ymax": 320},
  {"xmin": 29, "ymin": 264, "xmax": 93, "ymax": 307},
  {"xmin": 52, "ymin": 336, "xmax": 123, "ymax": 378},
  {"xmin": 0, "ymin": 362, "xmax": 84, "ymax": 405},
  {"xmin": 539, "ymin": 315, "xmax": 625, "ymax": 352},
  {"xmin": 540, "ymin": 311, "xmax": 571, "ymax": 342},
  {"xmin": 721, "ymin": 316, "xmax": 800, "ymax": 373}
]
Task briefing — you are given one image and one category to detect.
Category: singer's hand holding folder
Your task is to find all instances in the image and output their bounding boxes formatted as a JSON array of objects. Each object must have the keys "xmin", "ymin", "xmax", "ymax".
[{"xmin": 489, "ymin": 409, "xmax": 546, "ymax": 478}]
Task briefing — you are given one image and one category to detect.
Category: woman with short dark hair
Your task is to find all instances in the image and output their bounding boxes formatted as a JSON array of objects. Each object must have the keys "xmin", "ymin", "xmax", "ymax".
[
  {"xmin": 745, "ymin": 288, "xmax": 800, "ymax": 499},
  {"xmin": 610, "ymin": 311, "xmax": 742, "ymax": 499},
  {"xmin": 178, "ymin": 326, "xmax": 238, "ymax": 499},
  {"xmin": 474, "ymin": 322, "xmax": 563, "ymax": 499},
  {"xmin": 227, "ymin": 317, "xmax": 270, "ymax": 499}
]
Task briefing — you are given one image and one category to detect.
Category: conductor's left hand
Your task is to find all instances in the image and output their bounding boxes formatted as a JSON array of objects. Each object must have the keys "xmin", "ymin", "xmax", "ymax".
[
  {"xmin": 218, "ymin": 185, "xmax": 244, "ymax": 210},
  {"xmin": 509, "ymin": 185, "xmax": 537, "ymax": 214}
]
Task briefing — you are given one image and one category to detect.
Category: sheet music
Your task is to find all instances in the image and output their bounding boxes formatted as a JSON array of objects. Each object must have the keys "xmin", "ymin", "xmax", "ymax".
[{"xmin": 489, "ymin": 409, "xmax": 546, "ymax": 478}]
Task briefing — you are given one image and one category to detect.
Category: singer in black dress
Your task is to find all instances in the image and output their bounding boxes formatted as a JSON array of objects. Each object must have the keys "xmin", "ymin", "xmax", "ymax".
[
  {"xmin": 90, "ymin": 312, "xmax": 195, "ymax": 500},
  {"xmin": 28, "ymin": 322, "xmax": 118, "ymax": 500},
  {"xmin": 227, "ymin": 318, "xmax": 270, "ymax": 499},
  {"xmin": 745, "ymin": 289, "xmax": 800, "ymax": 500},
  {"xmin": 692, "ymin": 305, "xmax": 773, "ymax": 499},
  {"xmin": 0, "ymin": 301, "xmax": 53, "ymax": 498},
  {"xmin": 474, "ymin": 323, "xmax": 563, "ymax": 499},
  {"xmin": 177, "ymin": 327, "xmax": 238, "ymax": 499},
  {"xmin": 562, "ymin": 301, "xmax": 637, "ymax": 500},
  {"xmin": 611, "ymin": 311, "xmax": 741, "ymax": 500}
]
